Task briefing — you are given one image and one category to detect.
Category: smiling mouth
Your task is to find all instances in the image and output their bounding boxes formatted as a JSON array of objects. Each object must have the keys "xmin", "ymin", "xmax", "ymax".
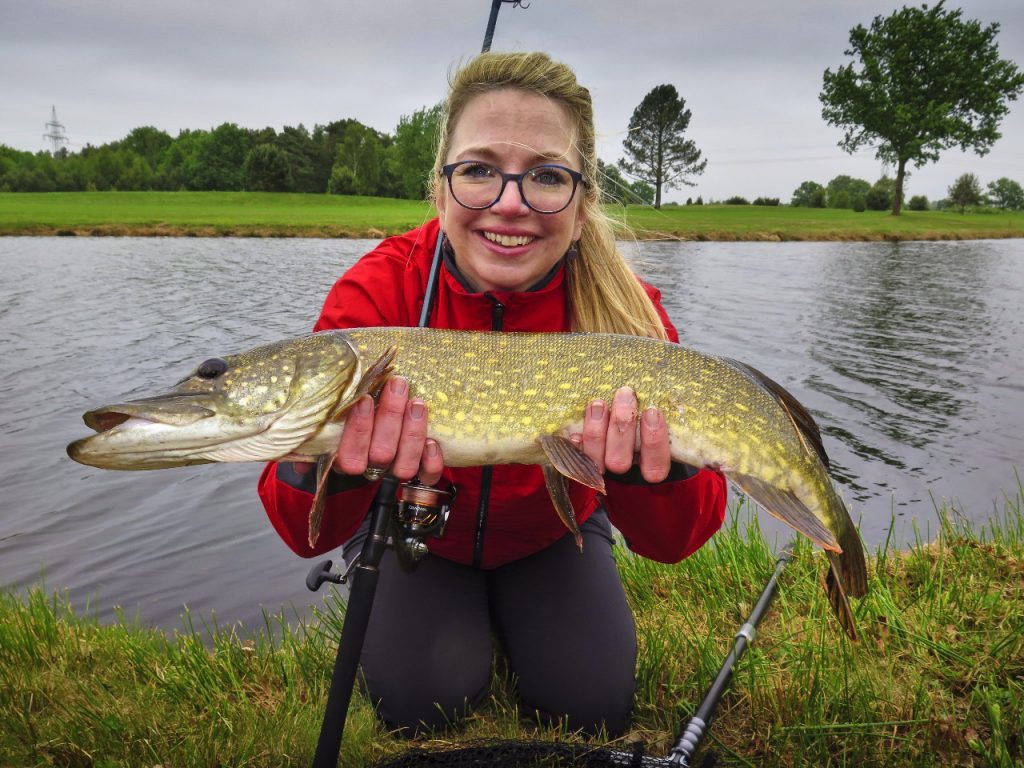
[{"xmin": 483, "ymin": 231, "xmax": 535, "ymax": 247}]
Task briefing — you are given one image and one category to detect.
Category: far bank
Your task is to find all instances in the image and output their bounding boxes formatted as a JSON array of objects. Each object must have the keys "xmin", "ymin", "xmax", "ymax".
[{"xmin": 1, "ymin": 191, "xmax": 1022, "ymax": 241}]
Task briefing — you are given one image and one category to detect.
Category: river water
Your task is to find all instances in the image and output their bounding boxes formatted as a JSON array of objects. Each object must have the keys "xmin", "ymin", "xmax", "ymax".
[{"xmin": 1, "ymin": 236, "xmax": 1021, "ymax": 631}]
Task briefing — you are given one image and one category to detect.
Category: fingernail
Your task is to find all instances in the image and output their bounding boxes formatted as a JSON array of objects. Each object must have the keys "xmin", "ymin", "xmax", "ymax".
[
  {"xmin": 425, "ymin": 439, "xmax": 438, "ymax": 457},
  {"xmin": 643, "ymin": 407, "xmax": 661, "ymax": 428},
  {"xmin": 355, "ymin": 397, "xmax": 373, "ymax": 416},
  {"xmin": 588, "ymin": 401, "xmax": 605, "ymax": 420},
  {"xmin": 389, "ymin": 377, "xmax": 408, "ymax": 396},
  {"xmin": 409, "ymin": 400, "xmax": 425, "ymax": 420}
]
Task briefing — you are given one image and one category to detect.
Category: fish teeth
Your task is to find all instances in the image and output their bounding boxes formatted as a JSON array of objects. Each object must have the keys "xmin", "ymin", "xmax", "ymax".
[{"xmin": 484, "ymin": 231, "xmax": 534, "ymax": 247}]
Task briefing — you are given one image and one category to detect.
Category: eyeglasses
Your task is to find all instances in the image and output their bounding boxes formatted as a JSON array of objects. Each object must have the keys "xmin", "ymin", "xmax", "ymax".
[{"xmin": 440, "ymin": 161, "xmax": 586, "ymax": 214}]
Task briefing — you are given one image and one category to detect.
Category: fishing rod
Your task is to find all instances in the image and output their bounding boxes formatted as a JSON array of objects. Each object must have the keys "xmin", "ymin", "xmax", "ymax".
[
  {"xmin": 309, "ymin": 8, "xmax": 530, "ymax": 767},
  {"xmin": 418, "ymin": 0, "xmax": 528, "ymax": 328},
  {"xmin": 668, "ymin": 540, "xmax": 795, "ymax": 766}
]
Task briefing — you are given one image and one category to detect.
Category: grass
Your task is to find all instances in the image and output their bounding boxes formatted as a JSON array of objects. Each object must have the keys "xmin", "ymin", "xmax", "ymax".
[
  {"xmin": 3, "ymin": 481, "xmax": 1023, "ymax": 767},
  {"xmin": 1, "ymin": 191, "xmax": 1022, "ymax": 240}
]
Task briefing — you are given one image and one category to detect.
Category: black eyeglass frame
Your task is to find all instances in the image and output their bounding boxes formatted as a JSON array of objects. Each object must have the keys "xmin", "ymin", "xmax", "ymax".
[{"xmin": 440, "ymin": 160, "xmax": 587, "ymax": 214}]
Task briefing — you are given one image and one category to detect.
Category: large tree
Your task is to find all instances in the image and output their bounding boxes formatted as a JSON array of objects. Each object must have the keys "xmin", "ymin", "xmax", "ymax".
[
  {"xmin": 619, "ymin": 84, "xmax": 705, "ymax": 209},
  {"xmin": 820, "ymin": 2, "xmax": 1024, "ymax": 215}
]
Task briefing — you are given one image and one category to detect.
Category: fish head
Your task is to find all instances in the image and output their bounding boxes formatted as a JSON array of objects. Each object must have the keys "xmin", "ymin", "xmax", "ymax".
[{"xmin": 67, "ymin": 332, "xmax": 362, "ymax": 470}]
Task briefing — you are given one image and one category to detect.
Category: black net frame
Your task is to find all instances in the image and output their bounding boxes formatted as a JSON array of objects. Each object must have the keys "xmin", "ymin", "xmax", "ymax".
[{"xmin": 368, "ymin": 738, "xmax": 718, "ymax": 767}]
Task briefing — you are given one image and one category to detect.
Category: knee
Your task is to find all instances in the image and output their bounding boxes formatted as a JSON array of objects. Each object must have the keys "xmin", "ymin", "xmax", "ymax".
[
  {"xmin": 361, "ymin": 641, "xmax": 491, "ymax": 736},
  {"xmin": 519, "ymin": 671, "xmax": 636, "ymax": 738}
]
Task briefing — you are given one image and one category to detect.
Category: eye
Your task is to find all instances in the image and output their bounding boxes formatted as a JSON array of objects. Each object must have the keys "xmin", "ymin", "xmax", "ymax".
[
  {"xmin": 456, "ymin": 162, "xmax": 497, "ymax": 180},
  {"xmin": 529, "ymin": 166, "xmax": 571, "ymax": 187},
  {"xmin": 196, "ymin": 358, "xmax": 228, "ymax": 379}
]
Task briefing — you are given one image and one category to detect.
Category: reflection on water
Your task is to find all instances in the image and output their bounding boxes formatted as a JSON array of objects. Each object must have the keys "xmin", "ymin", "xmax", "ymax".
[{"xmin": 1, "ymin": 236, "xmax": 1022, "ymax": 631}]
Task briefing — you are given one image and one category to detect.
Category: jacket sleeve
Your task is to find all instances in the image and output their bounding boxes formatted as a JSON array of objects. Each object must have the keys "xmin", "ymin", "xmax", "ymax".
[
  {"xmin": 601, "ymin": 280, "xmax": 728, "ymax": 563},
  {"xmin": 257, "ymin": 236, "xmax": 420, "ymax": 557}
]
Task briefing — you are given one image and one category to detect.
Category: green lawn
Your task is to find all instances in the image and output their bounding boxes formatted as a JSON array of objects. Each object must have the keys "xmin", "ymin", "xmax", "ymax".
[
  {"xmin": 618, "ymin": 202, "xmax": 1024, "ymax": 241},
  {"xmin": 2, "ymin": 191, "xmax": 1022, "ymax": 240},
  {"xmin": 3, "ymin": 492, "xmax": 1023, "ymax": 767},
  {"xmin": 0, "ymin": 191, "xmax": 434, "ymax": 238}
]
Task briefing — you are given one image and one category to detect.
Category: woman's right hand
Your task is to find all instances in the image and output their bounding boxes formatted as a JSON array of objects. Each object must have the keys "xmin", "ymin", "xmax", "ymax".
[{"xmin": 293, "ymin": 376, "xmax": 445, "ymax": 485}]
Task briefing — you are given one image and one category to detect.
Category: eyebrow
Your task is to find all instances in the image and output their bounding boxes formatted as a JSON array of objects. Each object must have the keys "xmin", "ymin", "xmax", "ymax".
[{"xmin": 453, "ymin": 144, "xmax": 574, "ymax": 165}]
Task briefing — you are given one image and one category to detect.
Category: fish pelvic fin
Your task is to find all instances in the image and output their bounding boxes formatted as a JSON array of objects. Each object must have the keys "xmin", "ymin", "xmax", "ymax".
[
  {"xmin": 825, "ymin": 552, "xmax": 859, "ymax": 641},
  {"xmin": 730, "ymin": 472, "xmax": 840, "ymax": 552},
  {"xmin": 307, "ymin": 452, "xmax": 336, "ymax": 548},
  {"xmin": 537, "ymin": 435, "xmax": 606, "ymax": 494},
  {"xmin": 541, "ymin": 465, "xmax": 583, "ymax": 551}
]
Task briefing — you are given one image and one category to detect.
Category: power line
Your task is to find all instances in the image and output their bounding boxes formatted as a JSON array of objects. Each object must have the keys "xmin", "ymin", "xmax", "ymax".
[{"xmin": 43, "ymin": 106, "xmax": 69, "ymax": 155}]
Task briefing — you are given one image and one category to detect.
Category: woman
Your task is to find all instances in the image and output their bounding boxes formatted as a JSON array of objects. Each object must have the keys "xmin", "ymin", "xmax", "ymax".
[{"xmin": 258, "ymin": 51, "xmax": 726, "ymax": 737}]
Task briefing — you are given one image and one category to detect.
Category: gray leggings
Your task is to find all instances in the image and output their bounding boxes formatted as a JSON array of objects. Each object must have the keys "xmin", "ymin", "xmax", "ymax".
[{"xmin": 342, "ymin": 507, "xmax": 637, "ymax": 737}]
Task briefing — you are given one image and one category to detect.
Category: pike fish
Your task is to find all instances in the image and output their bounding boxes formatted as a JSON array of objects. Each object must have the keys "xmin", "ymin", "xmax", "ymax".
[{"xmin": 67, "ymin": 328, "xmax": 868, "ymax": 638}]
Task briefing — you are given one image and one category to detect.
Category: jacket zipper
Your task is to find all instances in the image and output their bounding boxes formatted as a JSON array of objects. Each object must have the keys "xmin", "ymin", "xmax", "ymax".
[{"xmin": 472, "ymin": 295, "xmax": 505, "ymax": 567}]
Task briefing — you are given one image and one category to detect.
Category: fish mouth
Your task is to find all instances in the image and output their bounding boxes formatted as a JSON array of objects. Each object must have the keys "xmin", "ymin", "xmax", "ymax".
[{"xmin": 83, "ymin": 397, "xmax": 216, "ymax": 434}]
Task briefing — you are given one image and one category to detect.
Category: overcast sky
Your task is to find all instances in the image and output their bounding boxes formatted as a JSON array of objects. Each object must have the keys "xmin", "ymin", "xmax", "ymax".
[{"xmin": 3, "ymin": 0, "xmax": 1022, "ymax": 202}]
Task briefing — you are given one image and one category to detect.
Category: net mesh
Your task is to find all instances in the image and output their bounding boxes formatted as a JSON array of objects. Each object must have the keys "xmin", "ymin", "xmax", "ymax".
[{"xmin": 368, "ymin": 738, "xmax": 714, "ymax": 767}]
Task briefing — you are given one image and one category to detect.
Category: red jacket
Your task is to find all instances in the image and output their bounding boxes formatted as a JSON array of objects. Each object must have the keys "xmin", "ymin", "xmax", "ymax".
[{"xmin": 258, "ymin": 219, "xmax": 726, "ymax": 568}]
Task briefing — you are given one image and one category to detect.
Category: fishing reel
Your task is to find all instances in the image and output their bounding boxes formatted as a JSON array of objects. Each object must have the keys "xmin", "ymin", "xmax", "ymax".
[
  {"xmin": 305, "ymin": 477, "xmax": 456, "ymax": 591},
  {"xmin": 391, "ymin": 480, "xmax": 455, "ymax": 571}
]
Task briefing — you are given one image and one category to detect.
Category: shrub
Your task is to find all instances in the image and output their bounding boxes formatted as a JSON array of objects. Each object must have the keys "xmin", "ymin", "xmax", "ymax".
[
  {"xmin": 752, "ymin": 197, "xmax": 780, "ymax": 206},
  {"xmin": 907, "ymin": 195, "xmax": 929, "ymax": 211},
  {"xmin": 724, "ymin": 196, "xmax": 749, "ymax": 205}
]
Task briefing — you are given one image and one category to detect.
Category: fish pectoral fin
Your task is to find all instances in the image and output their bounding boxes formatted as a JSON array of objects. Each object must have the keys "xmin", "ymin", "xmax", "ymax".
[
  {"xmin": 307, "ymin": 452, "xmax": 336, "ymax": 548},
  {"xmin": 541, "ymin": 465, "xmax": 583, "ymax": 552},
  {"xmin": 537, "ymin": 435, "xmax": 606, "ymax": 494},
  {"xmin": 730, "ymin": 473, "xmax": 840, "ymax": 552},
  {"xmin": 825, "ymin": 552, "xmax": 859, "ymax": 641},
  {"xmin": 329, "ymin": 347, "xmax": 399, "ymax": 421}
]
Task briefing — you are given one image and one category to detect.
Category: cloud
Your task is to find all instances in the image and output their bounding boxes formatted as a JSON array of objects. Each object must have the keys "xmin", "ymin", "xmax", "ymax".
[{"xmin": 3, "ymin": 0, "xmax": 1022, "ymax": 200}]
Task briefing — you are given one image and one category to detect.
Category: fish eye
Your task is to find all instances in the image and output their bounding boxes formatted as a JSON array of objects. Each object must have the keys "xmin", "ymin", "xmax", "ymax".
[{"xmin": 196, "ymin": 358, "xmax": 228, "ymax": 379}]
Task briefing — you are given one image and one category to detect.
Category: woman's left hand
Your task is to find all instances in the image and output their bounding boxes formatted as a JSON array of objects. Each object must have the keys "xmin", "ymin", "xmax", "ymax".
[{"xmin": 574, "ymin": 387, "xmax": 672, "ymax": 482}]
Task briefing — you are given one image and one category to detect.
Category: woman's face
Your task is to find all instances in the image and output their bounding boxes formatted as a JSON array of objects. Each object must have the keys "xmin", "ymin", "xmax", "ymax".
[{"xmin": 437, "ymin": 88, "xmax": 586, "ymax": 293}]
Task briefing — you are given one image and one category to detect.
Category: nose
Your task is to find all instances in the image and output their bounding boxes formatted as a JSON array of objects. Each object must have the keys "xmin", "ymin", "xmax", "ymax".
[{"xmin": 490, "ymin": 176, "xmax": 530, "ymax": 215}]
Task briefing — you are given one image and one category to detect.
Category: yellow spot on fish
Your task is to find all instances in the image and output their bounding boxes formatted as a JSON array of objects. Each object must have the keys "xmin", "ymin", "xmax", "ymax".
[
  {"xmin": 436, "ymin": 390, "xmax": 449, "ymax": 402},
  {"xmin": 524, "ymin": 388, "xmax": 537, "ymax": 396}
]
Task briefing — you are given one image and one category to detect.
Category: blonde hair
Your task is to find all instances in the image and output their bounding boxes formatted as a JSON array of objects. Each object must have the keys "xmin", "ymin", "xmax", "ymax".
[{"xmin": 431, "ymin": 51, "xmax": 668, "ymax": 341}]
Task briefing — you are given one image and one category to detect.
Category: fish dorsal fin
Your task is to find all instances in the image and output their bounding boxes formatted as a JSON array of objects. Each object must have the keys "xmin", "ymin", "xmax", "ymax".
[
  {"xmin": 825, "ymin": 552, "xmax": 859, "ymax": 641},
  {"xmin": 724, "ymin": 358, "xmax": 830, "ymax": 471},
  {"xmin": 537, "ymin": 435, "xmax": 606, "ymax": 494},
  {"xmin": 730, "ymin": 472, "xmax": 840, "ymax": 552},
  {"xmin": 541, "ymin": 465, "xmax": 583, "ymax": 551}
]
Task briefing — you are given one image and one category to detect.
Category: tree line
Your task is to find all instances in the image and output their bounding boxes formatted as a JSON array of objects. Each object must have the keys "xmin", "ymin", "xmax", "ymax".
[
  {"xmin": 0, "ymin": 105, "xmax": 446, "ymax": 198},
  {"xmin": 790, "ymin": 173, "xmax": 1024, "ymax": 212}
]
